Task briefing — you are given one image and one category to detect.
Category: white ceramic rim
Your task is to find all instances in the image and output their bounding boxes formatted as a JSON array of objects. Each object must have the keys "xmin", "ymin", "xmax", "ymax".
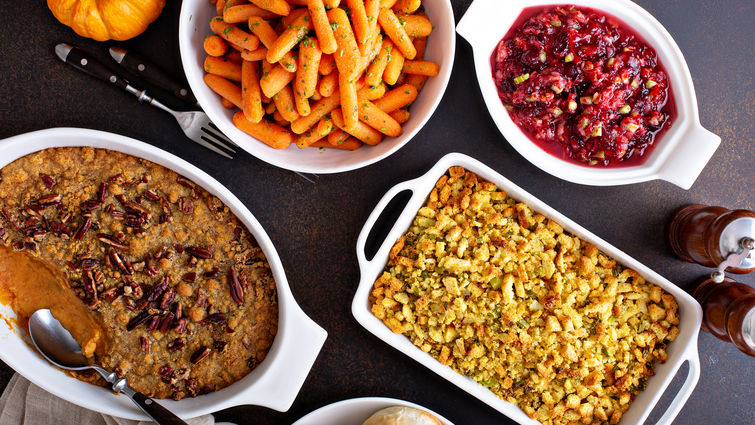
[
  {"xmin": 352, "ymin": 152, "xmax": 702, "ymax": 425},
  {"xmin": 456, "ymin": 0, "xmax": 720, "ymax": 188},
  {"xmin": 292, "ymin": 396, "xmax": 455, "ymax": 425},
  {"xmin": 178, "ymin": 0, "xmax": 456, "ymax": 174},
  {"xmin": 0, "ymin": 128, "xmax": 328, "ymax": 420}
]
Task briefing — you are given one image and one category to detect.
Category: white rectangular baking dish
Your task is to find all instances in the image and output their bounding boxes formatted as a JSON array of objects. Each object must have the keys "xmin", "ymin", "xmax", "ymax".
[
  {"xmin": 0, "ymin": 128, "xmax": 327, "ymax": 421},
  {"xmin": 352, "ymin": 153, "xmax": 702, "ymax": 425}
]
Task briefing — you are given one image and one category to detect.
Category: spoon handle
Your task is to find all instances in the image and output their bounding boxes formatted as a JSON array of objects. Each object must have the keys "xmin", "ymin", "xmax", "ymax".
[
  {"xmin": 110, "ymin": 376, "xmax": 188, "ymax": 425},
  {"xmin": 129, "ymin": 391, "xmax": 189, "ymax": 425}
]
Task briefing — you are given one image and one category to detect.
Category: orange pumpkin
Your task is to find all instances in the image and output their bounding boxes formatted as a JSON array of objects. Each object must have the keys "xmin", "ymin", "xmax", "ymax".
[{"xmin": 47, "ymin": 0, "xmax": 167, "ymax": 41}]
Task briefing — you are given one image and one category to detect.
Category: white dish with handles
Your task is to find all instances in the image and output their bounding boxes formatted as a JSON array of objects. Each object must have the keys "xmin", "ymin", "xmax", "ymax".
[
  {"xmin": 352, "ymin": 152, "xmax": 702, "ymax": 425},
  {"xmin": 292, "ymin": 397, "xmax": 454, "ymax": 425},
  {"xmin": 456, "ymin": 0, "xmax": 720, "ymax": 189},
  {"xmin": 0, "ymin": 128, "xmax": 327, "ymax": 421},
  {"xmin": 178, "ymin": 0, "xmax": 456, "ymax": 174}
]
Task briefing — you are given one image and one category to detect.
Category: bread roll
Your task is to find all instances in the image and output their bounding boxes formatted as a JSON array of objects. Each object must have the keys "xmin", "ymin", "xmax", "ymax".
[{"xmin": 362, "ymin": 406, "xmax": 443, "ymax": 425}]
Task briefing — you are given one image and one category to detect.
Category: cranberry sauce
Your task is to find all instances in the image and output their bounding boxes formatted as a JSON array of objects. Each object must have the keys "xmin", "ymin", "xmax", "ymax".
[{"xmin": 491, "ymin": 5, "xmax": 675, "ymax": 167}]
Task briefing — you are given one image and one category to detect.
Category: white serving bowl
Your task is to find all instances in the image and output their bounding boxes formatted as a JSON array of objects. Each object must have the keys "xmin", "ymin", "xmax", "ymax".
[
  {"xmin": 293, "ymin": 397, "xmax": 454, "ymax": 425},
  {"xmin": 178, "ymin": 0, "xmax": 456, "ymax": 174},
  {"xmin": 0, "ymin": 128, "xmax": 327, "ymax": 421},
  {"xmin": 353, "ymin": 153, "xmax": 702, "ymax": 425},
  {"xmin": 457, "ymin": 0, "xmax": 720, "ymax": 189}
]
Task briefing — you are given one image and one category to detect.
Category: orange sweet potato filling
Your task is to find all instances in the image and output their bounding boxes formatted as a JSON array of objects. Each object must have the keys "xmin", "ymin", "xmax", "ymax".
[{"xmin": 0, "ymin": 247, "xmax": 106, "ymax": 358}]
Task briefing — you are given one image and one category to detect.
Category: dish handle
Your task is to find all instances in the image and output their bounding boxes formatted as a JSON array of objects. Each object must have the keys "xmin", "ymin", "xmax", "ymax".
[
  {"xmin": 249, "ymin": 304, "xmax": 327, "ymax": 412},
  {"xmin": 356, "ymin": 178, "xmax": 424, "ymax": 270},
  {"xmin": 653, "ymin": 344, "xmax": 701, "ymax": 425},
  {"xmin": 456, "ymin": 0, "xmax": 496, "ymax": 45},
  {"xmin": 657, "ymin": 123, "xmax": 720, "ymax": 190}
]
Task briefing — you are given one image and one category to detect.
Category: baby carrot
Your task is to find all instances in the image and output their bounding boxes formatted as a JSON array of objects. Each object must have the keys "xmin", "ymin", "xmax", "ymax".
[
  {"xmin": 346, "ymin": 0, "xmax": 370, "ymax": 49},
  {"xmin": 377, "ymin": 9, "xmax": 416, "ymax": 59},
  {"xmin": 318, "ymin": 53, "xmax": 336, "ymax": 75},
  {"xmin": 327, "ymin": 127, "xmax": 350, "ymax": 146},
  {"xmin": 308, "ymin": 0, "xmax": 338, "ymax": 54},
  {"xmin": 296, "ymin": 117, "xmax": 333, "ymax": 148},
  {"xmin": 356, "ymin": 97, "xmax": 401, "ymax": 136},
  {"xmin": 233, "ymin": 111, "xmax": 294, "ymax": 149},
  {"xmin": 402, "ymin": 15, "xmax": 433, "ymax": 38},
  {"xmin": 311, "ymin": 137, "xmax": 362, "ymax": 150},
  {"xmin": 365, "ymin": 38, "xmax": 393, "ymax": 87},
  {"xmin": 402, "ymin": 60, "xmax": 439, "ymax": 76},
  {"xmin": 205, "ymin": 56, "xmax": 242, "ymax": 82},
  {"xmin": 210, "ymin": 17, "xmax": 260, "ymax": 52},
  {"xmin": 248, "ymin": 16, "xmax": 297, "ymax": 71},
  {"xmin": 224, "ymin": 4, "xmax": 279, "ymax": 23},
  {"xmin": 273, "ymin": 85, "xmax": 300, "ymax": 122},
  {"xmin": 260, "ymin": 62, "xmax": 296, "ymax": 97},
  {"xmin": 267, "ymin": 12, "xmax": 313, "ymax": 64},
  {"xmin": 383, "ymin": 46, "xmax": 404, "ymax": 85},
  {"xmin": 389, "ymin": 108, "xmax": 410, "ymax": 124},
  {"xmin": 331, "ymin": 108, "xmax": 384, "ymax": 145},
  {"xmin": 392, "ymin": 0, "xmax": 420, "ymax": 14},
  {"xmin": 296, "ymin": 37, "xmax": 323, "ymax": 98},
  {"xmin": 205, "ymin": 74, "xmax": 243, "ymax": 108},
  {"xmin": 204, "ymin": 35, "xmax": 229, "ymax": 56},
  {"xmin": 339, "ymin": 73, "xmax": 359, "ymax": 130},
  {"xmin": 242, "ymin": 60, "xmax": 264, "ymax": 122},
  {"xmin": 327, "ymin": 8, "xmax": 360, "ymax": 77},
  {"xmin": 373, "ymin": 84, "xmax": 417, "ymax": 112},
  {"xmin": 318, "ymin": 72, "xmax": 339, "ymax": 97},
  {"xmin": 241, "ymin": 46, "xmax": 269, "ymax": 61},
  {"xmin": 405, "ymin": 37, "xmax": 428, "ymax": 90},
  {"xmin": 250, "ymin": 0, "xmax": 291, "ymax": 16},
  {"xmin": 291, "ymin": 91, "xmax": 341, "ymax": 133}
]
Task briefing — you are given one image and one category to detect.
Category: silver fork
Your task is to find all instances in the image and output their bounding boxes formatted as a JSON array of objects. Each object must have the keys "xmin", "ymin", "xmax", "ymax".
[{"xmin": 55, "ymin": 43, "xmax": 235, "ymax": 158}]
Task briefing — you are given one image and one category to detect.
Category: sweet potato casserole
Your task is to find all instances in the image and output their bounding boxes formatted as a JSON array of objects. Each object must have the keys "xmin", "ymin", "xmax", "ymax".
[
  {"xmin": 0, "ymin": 147, "xmax": 278, "ymax": 400},
  {"xmin": 370, "ymin": 167, "xmax": 680, "ymax": 425}
]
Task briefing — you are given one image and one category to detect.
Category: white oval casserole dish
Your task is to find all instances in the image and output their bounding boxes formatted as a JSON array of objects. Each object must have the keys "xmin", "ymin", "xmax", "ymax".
[
  {"xmin": 178, "ymin": 0, "xmax": 456, "ymax": 174},
  {"xmin": 353, "ymin": 152, "xmax": 702, "ymax": 425},
  {"xmin": 0, "ymin": 128, "xmax": 328, "ymax": 421},
  {"xmin": 456, "ymin": 0, "xmax": 720, "ymax": 189}
]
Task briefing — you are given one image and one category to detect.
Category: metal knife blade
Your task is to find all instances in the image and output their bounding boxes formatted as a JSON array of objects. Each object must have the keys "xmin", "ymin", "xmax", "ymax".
[{"xmin": 109, "ymin": 46, "xmax": 197, "ymax": 105}]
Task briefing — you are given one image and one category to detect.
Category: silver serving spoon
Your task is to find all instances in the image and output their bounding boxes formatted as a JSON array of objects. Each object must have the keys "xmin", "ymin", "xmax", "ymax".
[{"xmin": 28, "ymin": 309, "xmax": 188, "ymax": 425}]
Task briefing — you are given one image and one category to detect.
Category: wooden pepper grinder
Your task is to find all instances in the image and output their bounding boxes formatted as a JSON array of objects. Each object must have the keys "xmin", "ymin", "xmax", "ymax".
[
  {"xmin": 692, "ymin": 276, "xmax": 755, "ymax": 357},
  {"xmin": 667, "ymin": 204, "xmax": 755, "ymax": 281}
]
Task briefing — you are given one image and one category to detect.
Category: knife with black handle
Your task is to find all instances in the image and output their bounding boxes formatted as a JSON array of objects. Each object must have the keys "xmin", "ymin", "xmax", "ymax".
[
  {"xmin": 109, "ymin": 46, "xmax": 197, "ymax": 105},
  {"xmin": 55, "ymin": 44, "xmax": 132, "ymax": 92}
]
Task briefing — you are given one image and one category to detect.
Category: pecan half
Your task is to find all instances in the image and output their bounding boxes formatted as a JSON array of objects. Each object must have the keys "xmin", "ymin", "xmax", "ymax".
[
  {"xmin": 167, "ymin": 338, "xmax": 185, "ymax": 352},
  {"xmin": 97, "ymin": 233, "xmax": 129, "ymax": 251},
  {"xmin": 108, "ymin": 247, "xmax": 133, "ymax": 275},
  {"xmin": 146, "ymin": 277, "xmax": 170, "ymax": 303},
  {"xmin": 228, "ymin": 267, "xmax": 244, "ymax": 305},
  {"xmin": 40, "ymin": 173, "xmax": 55, "ymax": 190},
  {"xmin": 190, "ymin": 346, "xmax": 211, "ymax": 364},
  {"xmin": 98, "ymin": 183, "xmax": 108, "ymax": 203},
  {"xmin": 35, "ymin": 194, "xmax": 62, "ymax": 206},
  {"xmin": 73, "ymin": 216, "xmax": 91, "ymax": 240},
  {"xmin": 140, "ymin": 336, "xmax": 150, "ymax": 353},
  {"xmin": 186, "ymin": 246, "xmax": 212, "ymax": 259},
  {"xmin": 49, "ymin": 221, "xmax": 73, "ymax": 237},
  {"xmin": 158, "ymin": 312, "xmax": 175, "ymax": 334},
  {"xmin": 126, "ymin": 310, "xmax": 151, "ymax": 331},
  {"xmin": 81, "ymin": 200, "xmax": 101, "ymax": 212}
]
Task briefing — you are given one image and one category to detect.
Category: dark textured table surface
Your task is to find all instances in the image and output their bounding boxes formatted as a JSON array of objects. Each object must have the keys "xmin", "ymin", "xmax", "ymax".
[{"xmin": 0, "ymin": 1, "xmax": 753, "ymax": 424}]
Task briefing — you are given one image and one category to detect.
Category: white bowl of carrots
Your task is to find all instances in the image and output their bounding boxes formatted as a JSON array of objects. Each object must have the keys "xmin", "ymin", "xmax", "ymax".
[{"xmin": 179, "ymin": 0, "xmax": 455, "ymax": 174}]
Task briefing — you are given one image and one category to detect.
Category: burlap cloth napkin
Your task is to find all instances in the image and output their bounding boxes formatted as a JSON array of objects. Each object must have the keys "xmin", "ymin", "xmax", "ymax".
[{"xmin": 0, "ymin": 374, "xmax": 235, "ymax": 425}]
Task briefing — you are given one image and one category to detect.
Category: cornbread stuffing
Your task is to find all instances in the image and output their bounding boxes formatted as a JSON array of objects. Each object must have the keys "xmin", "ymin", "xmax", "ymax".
[{"xmin": 370, "ymin": 167, "xmax": 680, "ymax": 425}]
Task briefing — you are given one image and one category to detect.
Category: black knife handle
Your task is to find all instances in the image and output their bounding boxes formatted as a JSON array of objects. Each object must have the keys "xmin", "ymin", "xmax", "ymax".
[
  {"xmin": 116, "ymin": 50, "xmax": 197, "ymax": 105},
  {"xmin": 64, "ymin": 47, "xmax": 130, "ymax": 91}
]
